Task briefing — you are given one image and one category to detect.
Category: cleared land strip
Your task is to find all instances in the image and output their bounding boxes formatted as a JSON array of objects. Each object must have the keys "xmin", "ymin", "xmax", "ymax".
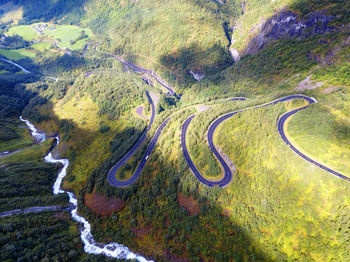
[{"xmin": 0, "ymin": 206, "xmax": 70, "ymax": 218}]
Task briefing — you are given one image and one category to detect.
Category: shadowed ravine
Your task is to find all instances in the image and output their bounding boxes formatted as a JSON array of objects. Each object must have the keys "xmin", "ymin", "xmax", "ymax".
[{"xmin": 19, "ymin": 117, "xmax": 152, "ymax": 262}]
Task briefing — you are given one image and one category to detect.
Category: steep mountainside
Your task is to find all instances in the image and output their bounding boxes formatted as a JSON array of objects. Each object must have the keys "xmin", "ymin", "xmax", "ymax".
[{"xmin": 0, "ymin": 0, "xmax": 350, "ymax": 261}]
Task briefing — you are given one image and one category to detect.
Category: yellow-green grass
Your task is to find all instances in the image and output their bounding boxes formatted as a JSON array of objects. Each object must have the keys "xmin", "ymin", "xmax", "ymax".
[
  {"xmin": 214, "ymin": 102, "xmax": 350, "ymax": 260},
  {"xmin": 54, "ymin": 95, "xmax": 101, "ymax": 131},
  {"xmin": 0, "ymin": 48, "xmax": 35, "ymax": 61},
  {"xmin": 287, "ymin": 102, "xmax": 350, "ymax": 177},
  {"xmin": 187, "ymin": 99, "xmax": 253, "ymax": 179},
  {"xmin": 7, "ymin": 25, "xmax": 39, "ymax": 41},
  {"xmin": 0, "ymin": 69, "xmax": 8, "ymax": 74},
  {"xmin": 231, "ymin": 0, "xmax": 294, "ymax": 51},
  {"xmin": 70, "ymin": 38, "xmax": 89, "ymax": 51},
  {"xmin": 52, "ymin": 96, "xmax": 105, "ymax": 190},
  {"xmin": 31, "ymin": 42, "xmax": 53, "ymax": 51},
  {"xmin": 41, "ymin": 95, "xmax": 128, "ymax": 192},
  {"xmin": 82, "ymin": 0, "xmax": 231, "ymax": 82}
]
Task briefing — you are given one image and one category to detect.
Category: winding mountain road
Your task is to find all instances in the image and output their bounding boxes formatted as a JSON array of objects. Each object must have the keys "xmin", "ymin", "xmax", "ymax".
[
  {"xmin": 108, "ymin": 97, "xmax": 248, "ymax": 188},
  {"xmin": 107, "ymin": 90, "xmax": 157, "ymax": 187},
  {"xmin": 111, "ymin": 55, "xmax": 176, "ymax": 96},
  {"xmin": 181, "ymin": 98, "xmax": 247, "ymax": 188},
  {"xmin": 182, "ymin": 94, "xmax": 350, "ymax": 188},
  {"xmin": 108, "ymin": 116, "xmax": 171, "ymax": 187}
]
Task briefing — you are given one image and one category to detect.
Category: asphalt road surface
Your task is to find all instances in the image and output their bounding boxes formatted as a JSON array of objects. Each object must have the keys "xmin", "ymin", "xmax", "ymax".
[
  {"xmin": 181, "ymin": 98, "xmax": 247, "ymax": 188},
  {"xmin": 108, "ymin": 116, "xmax": 171, "ymax": 187},
  {"xmin": 181, "ymin": 94, "xmax": 350, "ymax": 188},
  {"xmin": 111, "ymin": 55, "xmax": 176, "ymax": 96},
  {"xmin": 107, "ymin": 90, "xmax": 156, "ymax": 187}
]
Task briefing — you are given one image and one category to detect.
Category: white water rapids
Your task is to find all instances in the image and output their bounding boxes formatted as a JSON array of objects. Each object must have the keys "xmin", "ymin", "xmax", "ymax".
[{"xmin": 20, "ymin": 116, "xmax": 152, "ymax": 262}]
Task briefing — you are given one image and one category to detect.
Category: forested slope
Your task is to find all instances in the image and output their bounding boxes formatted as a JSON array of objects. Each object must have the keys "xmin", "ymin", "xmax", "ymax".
[{"xmin": 0, "ymin": 0, "xmax": 349, "ymax": 261}]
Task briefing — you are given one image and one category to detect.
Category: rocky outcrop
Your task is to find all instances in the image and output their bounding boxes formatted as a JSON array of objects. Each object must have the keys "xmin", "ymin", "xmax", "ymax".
[
  {"xmin": 229, "ymin": 47, "xmax": 240, "ymax": 63},
  {"xmin": 189, "ymin": 70, "xmax": 205, "ymax": 81},
  {"xmin": 244, "ymin": 10, "xmax": 336, "ymax": 56}
]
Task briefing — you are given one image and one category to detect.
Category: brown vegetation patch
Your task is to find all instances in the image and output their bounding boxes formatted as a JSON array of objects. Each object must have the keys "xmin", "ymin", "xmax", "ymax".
[
  {"xmin": 85, "ymin": 191, "xmax": 125, "ymax": 216},
  {"xmin": 132, "ymin": 226, "xmax": 151, "ymax": 241},
  {"xmin": 222, "ymin": 209, "xmax": 231, "ymax": 217},
  {"xmin": 177, "ymin": 192, "xmax": 200, "ymax": 215}
]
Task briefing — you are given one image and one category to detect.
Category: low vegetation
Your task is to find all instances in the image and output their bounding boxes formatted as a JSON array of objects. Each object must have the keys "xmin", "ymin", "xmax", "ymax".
[{"xmin": 0, "ymin": 0, "xmax": 349, "ymax": 260}]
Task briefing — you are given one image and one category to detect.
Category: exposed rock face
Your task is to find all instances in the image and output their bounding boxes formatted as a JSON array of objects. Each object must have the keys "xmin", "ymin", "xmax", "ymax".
[
  {"xmin": 244, "ymin": 10, "xmax": 336, "ymax": 55},
  {"xmin": 229, "ymin": 47, "xmax": 241, "ymax": 63},
  {"xmin": 189, "ymin": 70, "xmax": 205, "ymax": 81}
]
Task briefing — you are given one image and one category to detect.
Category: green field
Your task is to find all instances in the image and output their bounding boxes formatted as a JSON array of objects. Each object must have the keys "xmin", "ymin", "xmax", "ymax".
[
  {"xmin": 31, "ymin": 41, "xmax": 53, "ymax": 51},
  {"xmin": 44, "ymin": 24, "xmax": 92, "ymax": 50},
  {"xmin": 7, "ymin": 25, "xmax": 39, "ymax": 41},
  {"xmin": 6, "ymin": 23, "xmax": 93, "ymax": 53},
  {"xmin": 0, "ymin": 48, "xmax": 35, "ymax": 61}
]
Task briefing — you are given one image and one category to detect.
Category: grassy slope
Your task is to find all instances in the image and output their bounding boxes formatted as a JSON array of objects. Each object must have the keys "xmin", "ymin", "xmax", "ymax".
[
  {"xmin": 1, "ymin": 0, "xmax": 349, "ymax": 260},
  {"xmin": 31, "ymin": 41, "xmax": 52, "ymax": 51},
  {"xmin": 0, "ymin": 118, "xmax": 33, "ymax": 152},
  {"xmin": 44, "ymin": 24, "xmax": 93, "ymax": 50},
  {"xmin": 215, "ymin": 102, "xmax": 350, "ymax": 261},
  {"xmin": 7, "ymin": 24, "xmax": 39, "ymax": 41},
  {"xmin": 0, "ymin": 117, "xmax": 121, "ymax": 262},
  {"xmin": 0, "ymin": 137, "xmax": 69, "ymax": 211},
  {"xmin": 0, "ymin": 48, "xmax": 35, "ymax": 60},
  {"xmin": 33, "ymin": 70, "xmax": 151, "ymax": 192}
]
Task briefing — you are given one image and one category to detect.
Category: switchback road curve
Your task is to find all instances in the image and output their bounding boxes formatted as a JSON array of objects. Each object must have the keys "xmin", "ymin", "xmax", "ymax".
[
  {"xmin": 107, "ymin": 90, "xmax": 157, "ymax": 187},
  {"xmin": 108, "ymin": 116, "xmax": 171, "ymax": 187},
  {"xmin": 182, "ymin": 94, "xmax": 350, "ymax": 188},
  {"xmin": 181, "ymin": 98, "xmax": 247, "ymax": 188},
  {"xmin": 111, "ymin": 55, "xmax": 176, "ymax": 96},
  {"xmin": 107, "ymin": 96, "xmax": 245, "ymax": 187}
]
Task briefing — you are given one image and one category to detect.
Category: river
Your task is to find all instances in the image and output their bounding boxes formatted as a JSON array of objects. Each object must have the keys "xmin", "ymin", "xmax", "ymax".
[{"xmin": 20, "ymin": 116, "xmax": 152, "ymax": 262}]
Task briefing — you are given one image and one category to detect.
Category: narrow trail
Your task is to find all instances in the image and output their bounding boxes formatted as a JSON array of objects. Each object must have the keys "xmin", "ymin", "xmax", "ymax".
[{"xmin": 19, "ymin": 117, "xmax": 152, "ymax": 262}]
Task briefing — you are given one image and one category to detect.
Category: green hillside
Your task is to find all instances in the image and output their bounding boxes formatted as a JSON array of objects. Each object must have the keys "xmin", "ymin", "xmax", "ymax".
[{"xmin": 0, "ymin": 0, "xmax": 349, "ymax": 261}]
